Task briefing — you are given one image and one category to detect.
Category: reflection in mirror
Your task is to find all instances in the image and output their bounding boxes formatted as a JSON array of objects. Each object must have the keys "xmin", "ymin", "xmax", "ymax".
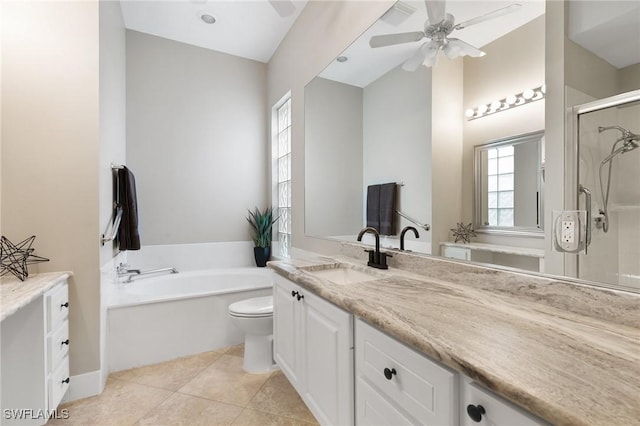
[{"xmin": 474, "ymin": 131, "xmax": 544, "ymax": 235}]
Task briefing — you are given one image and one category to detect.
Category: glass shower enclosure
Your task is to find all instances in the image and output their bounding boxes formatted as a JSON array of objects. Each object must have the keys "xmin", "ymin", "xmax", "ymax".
[{"xmin": 569, "ymin": 90, "xmax": 640, "ymax": 291}]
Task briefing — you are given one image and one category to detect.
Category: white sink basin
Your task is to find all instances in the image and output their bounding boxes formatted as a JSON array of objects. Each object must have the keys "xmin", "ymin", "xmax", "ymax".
[{"xmin": 303, "ymin": 264, "xmax": 383, "ymax": 284}]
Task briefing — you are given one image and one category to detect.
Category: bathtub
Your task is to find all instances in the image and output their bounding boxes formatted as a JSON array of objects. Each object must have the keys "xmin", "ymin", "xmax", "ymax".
[{"xmin": 106, "ymin": 265, "xmax": 273, "ymax": 372}]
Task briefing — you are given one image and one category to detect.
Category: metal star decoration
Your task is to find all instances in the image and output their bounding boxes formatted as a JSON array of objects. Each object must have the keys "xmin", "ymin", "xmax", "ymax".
[
  {"xmin": 450, "ymin": 223, "xmax": 476, "ymax": 244},
  {"xmin": 1, "ymin": 235, "xmax": 50, "ymax": 281}
]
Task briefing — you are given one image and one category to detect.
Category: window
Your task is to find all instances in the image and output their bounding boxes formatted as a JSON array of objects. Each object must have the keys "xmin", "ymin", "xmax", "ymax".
[
  {"xmin": 274, "ymin": 96, "xmax": 291, "ymax": 257},
  {"xmin": 487, "ymin": 145, "xmax": 514, "ymax": 227}
]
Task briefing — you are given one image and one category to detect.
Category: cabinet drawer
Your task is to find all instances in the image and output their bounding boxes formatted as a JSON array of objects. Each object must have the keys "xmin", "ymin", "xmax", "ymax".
[
  {"xmin": 47, "ymin": 282, "xmax": 69, "ymax": 333},
  {"xmin": 356, "ymin": 319, "xmax": 457, "ymax": 425},
  {"xmin": 49, "ymin": 355, "xmax": 70, "ymax": 410},
  {"xmin": 356, "ymin": 376, "xmax": 415, "ymax": 426},
  {"xmin": 48, "ymin": 320, "xmax": 70, "ymax": 371},
  {"xmin": 462, "ymin": 381, "xmax": 547, "ymax": 426}
]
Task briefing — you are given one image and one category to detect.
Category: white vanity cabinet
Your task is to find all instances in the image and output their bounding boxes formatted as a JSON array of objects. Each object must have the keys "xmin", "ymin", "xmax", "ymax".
[
  {"xmin": 355, "ymin": 319, "xmax": 458, "ymax": 425},
  {"xmin": 1, "ymin": 279, "xmax": 70, "ymax": 425},
  {"xmin": 273, "ymin": 275, "xmax": 354, "ymax": 426},
  {"xmin": 460, "ymin": 378, "xmax": 548, "ymax": 426}
]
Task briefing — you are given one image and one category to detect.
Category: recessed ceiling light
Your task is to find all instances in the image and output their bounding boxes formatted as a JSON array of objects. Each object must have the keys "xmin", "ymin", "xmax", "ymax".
[
  {"xmin": 337, "ymin": 56, "xmax": 348, "ymax": 63},
  {"xmin": 199, "ymin": 12, "xmax": 216, "ymax": 24}
]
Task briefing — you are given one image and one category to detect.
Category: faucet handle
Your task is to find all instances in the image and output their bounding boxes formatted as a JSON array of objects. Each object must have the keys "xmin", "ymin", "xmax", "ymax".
[
  {"xmin": 379, "ymin": 251, "xmax": 393, "ymax": 268},
  {"xmin": 363, "ymin": 249, "xmax": 375, "ymax": 264}
]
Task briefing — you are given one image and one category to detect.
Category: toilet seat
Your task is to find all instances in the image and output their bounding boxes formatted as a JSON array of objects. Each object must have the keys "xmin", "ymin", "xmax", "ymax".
[{"xmin": 229, "ymin": 296, "xmax": 273, "ymax": 318}]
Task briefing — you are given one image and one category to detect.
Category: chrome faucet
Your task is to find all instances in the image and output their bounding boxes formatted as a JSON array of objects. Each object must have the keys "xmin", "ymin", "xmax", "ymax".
[
  {"xmin": 400, "ymin": 226, "xmax": 420, "ymax": 251},
  {"xmin": 357, "ymin": 227, "xmax": 392, "ymax": 270}
]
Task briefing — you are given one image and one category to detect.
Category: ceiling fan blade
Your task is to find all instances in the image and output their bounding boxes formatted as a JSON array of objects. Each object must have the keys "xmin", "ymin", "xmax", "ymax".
[
  {"xmin": 369, "ymin": 31, "xmax": 425, "ymax": 48},
  {"xmin": 454, "ymin": 3, "xmax": 522, "ymax": 30},
  {"xmin": 424, "ymin": 0, "xmax": 446, "ymax": 24},
  {"xmin": 269, "ymin": 0, "xmax": 296, "ymax": 17},
  {"xmin": 402, "ymin": 40, "xmax": 440, "ymax": 71},
  {"xmin": 444, "ymin": 38, "xmax": 486, "ymax": 59}
]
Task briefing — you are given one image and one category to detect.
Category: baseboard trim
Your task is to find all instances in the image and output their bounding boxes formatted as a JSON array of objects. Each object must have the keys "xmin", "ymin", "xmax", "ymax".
[{"xmin": 61, "ymin": 370, "xmax": 104, "ymax": 404}]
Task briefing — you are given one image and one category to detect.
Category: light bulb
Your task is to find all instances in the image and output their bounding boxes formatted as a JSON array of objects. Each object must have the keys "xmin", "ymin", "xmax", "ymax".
[
  {"xmin": 523, "ymin": 89, "xmax": 535, "ymax": 100},
  {"xmin": 540, "ymin": 84, "xmax": 546, "ymax": 94},
  {"xmin": 465, "ymin": 109, "xmax": 475, "ymax": 118},
  {"xmin": 477, "ymin": 104, "xmax": 488, "ymax": 114},
  {"xmin": 506, "ymin": 95, "xmax": 517, "ymax": 105},
  {"xmin": 490, "ymin": 101, "xmax": 502, "ymax": 111}
]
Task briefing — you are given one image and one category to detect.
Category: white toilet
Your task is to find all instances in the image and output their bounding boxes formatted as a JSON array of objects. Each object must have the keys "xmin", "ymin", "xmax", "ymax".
[{"xmin": 228, "ymin": 295, "xmax": 277, "ymax": 373}]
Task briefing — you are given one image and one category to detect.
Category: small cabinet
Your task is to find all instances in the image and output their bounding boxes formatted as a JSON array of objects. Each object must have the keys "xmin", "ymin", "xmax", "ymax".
[
  {"xmin": 461, "ymin": 378, "xmax": 548, "ymax": 426},
  {"xmin": 273, "ymin": 275, "xmax": 354, "ymax": 426},
  {"xmin": 355, "ymin": 319, "xmax": 458, "ymax": 425},
  {"xmin": 1, "ymin": 278, "xmax": 70, "ymax": 425}
]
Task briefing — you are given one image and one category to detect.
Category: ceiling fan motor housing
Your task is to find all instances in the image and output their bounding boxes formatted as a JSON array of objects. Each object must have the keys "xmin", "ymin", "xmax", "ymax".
[{"xmin": 424, "ymin": 13, "xmax": 455, "ymax": 40}]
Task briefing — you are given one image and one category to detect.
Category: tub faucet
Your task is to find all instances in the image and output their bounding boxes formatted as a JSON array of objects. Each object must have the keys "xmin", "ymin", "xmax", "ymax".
[
  {"xmin": 117, "ymin": 263, "xmax": 141, "ymax": 276},
  {"xmin": 357, "ymin": 227, "xmax": 392, "ymax": 270},
  {"xmin": 400, "ymin": 226, "xmax": 420, "ymax": 251}
]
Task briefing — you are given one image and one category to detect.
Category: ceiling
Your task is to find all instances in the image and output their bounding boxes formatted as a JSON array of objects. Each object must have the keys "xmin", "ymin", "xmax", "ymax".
[
  {"xmin": 120, "ymin": 0, "xmax": 308, "ymax": 63},
  {"xmin": 319, "ymin": 0, "xmax": 546, "ymax": 88}
]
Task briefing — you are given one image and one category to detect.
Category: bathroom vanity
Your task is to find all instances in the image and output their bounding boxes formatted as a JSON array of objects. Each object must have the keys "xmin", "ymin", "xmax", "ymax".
[
  {"xmin": 269, "ymin": 252, "xmax": 639, "ymax": 426},
  {"xmin": 0, "ymin": 272, "xmax": 71, "ymax": 425}
]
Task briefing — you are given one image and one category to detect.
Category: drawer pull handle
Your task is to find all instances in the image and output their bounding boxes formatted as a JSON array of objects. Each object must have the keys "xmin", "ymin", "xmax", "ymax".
[
  {"xmin": 62, "ymin": 378, "xmax": 70, "ymax": 384},
  {"xmin": 383, "ymin": 368, "xmax": 397, "ymax": 380},
  {"xmin": 466, "ymin": 404, "xmax": 486, "ymax": 422},
  {"xmin": 61, "ymin": 339, "xmax": 70, "ymax": 346},
  {"xmin": 61, "ymin": 302, "xmax": 69, "ymax": 308},
  {"xmin": 296, "ymin": 293, "xmax": 304, "ymax": 301},
  {"xmin": 291, "ymin": 290, "xmax": 299, "ymax": 298}
]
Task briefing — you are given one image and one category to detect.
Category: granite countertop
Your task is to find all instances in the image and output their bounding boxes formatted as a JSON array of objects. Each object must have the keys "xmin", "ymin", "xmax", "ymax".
[
  {"xmin": 0, "ymin": 272, "xmax": 72, "ymax": 321},
  {"xmin": 269, "ymin": 255, "xmax": 640, "ymax": 426}
]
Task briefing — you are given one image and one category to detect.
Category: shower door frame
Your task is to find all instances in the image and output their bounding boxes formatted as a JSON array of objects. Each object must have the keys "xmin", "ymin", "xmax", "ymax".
[{"xmin": 566, "ymin": 89, "xmax": 640, "ymax": 286}]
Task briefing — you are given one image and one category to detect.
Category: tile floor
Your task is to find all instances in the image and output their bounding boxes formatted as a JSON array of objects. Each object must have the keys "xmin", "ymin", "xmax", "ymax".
[{"xmin": 49, "ymin": 345, "xmax": 318, "ymax": 425}]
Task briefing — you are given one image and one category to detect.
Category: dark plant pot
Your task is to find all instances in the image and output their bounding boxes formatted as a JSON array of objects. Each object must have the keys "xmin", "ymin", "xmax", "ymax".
[{"xmin": 253, "ymin": 246, "xmax": 271, "ymax": 267}]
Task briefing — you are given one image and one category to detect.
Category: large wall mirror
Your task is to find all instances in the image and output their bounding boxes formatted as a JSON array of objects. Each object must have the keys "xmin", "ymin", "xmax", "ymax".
[
  {"xmin": 474, "ymin": 131, "xmax": 544, "ymax": 236},
  {"xmin": 304, "ymin": 0, "xmax": 639, "ymax": 289}
]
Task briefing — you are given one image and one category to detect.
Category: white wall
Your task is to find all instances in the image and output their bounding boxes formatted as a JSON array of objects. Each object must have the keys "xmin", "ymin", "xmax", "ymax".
[
  {"xmin": 2, "ymin": 1, "xmax": 101, "ymax": 375},
  {"xmin": 126, "ymin": 30, "xmax": 268, "ymax": 245},
  {"xmin": 267, "ymin": 0, "xmax": 395, "ymax": 254},
  {"xmin": 305, "ymin": 77, "xmax": 363, "ymax": 237},
  {"xmin": 363, "ymin": 65, "xmax": 431, "ymax": 241}
]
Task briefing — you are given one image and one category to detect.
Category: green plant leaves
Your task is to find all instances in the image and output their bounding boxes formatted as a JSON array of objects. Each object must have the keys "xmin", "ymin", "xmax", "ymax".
[{"xmin": 246, "ymin": 206, "xmax": 280, "ymax": 248}]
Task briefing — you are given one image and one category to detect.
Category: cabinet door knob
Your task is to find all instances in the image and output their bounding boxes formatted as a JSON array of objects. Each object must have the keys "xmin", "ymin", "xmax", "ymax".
[
  {"xmin": 61, "ymin": 339, "xmax": 70, "ymax": 345},
  {"xmin": 61, "ymin": 302, "xmax": 69, "ymax": 308},
  {"xmin": 62, "ymin": 378, "xmax": 70, "ymax": 384},
  {"xmin": 466, "ymin": 404, "xmax": 486, "ymax": 422},
  {"xmin": 296, "ymin": 293, "xmax": 304, "ymax": 301},
  {"xmin": 383, "ymin": 367, "xmax": 397, "ymax": 380},
  {"xmin": 291, "ymin": 290, "xmax": 298, "ymax": 298}
]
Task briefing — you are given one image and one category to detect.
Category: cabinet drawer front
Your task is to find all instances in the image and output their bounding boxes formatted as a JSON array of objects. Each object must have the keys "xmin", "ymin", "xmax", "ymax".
[
  {"xmin": 47, "ymin": 282, "xmax": 69, "ymax": 333},
  {"xmin": 356, "ymin": 376, "xmax": 416, "ymax": 426},
  {"xmin": 48, "ymin": 320, "xmax": 70, "ymax": 371},
  {"xmin": 463, "ymin": 382, "xmax": 547, "ymax": 426},
  {"xmin": 356, "ymin": 319, "xmax": 457, "ymax": 425},
  {"xmin": 49, "ymin": 355, "xmax": 70, "ymax": 410}
]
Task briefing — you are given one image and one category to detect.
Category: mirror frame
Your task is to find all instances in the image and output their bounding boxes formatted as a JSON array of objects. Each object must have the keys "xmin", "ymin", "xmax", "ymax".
[{"xmin": 473, "ymin": 130, "xmax": 545, "ymax": 237}]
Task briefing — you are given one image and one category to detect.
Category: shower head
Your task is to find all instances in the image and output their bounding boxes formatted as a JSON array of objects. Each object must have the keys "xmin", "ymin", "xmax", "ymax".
[{"xmin": 598, "ymin": 125, "xmax": 639, "ymax": 155}]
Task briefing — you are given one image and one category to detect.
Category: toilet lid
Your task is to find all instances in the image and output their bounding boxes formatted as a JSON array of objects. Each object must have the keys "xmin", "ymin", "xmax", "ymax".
[{"xmin": 229, "ymin": 296, "xmax": 273, "ymax": 317}]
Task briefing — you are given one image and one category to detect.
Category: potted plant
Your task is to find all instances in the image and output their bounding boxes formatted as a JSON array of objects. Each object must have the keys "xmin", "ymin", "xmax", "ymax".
[{"xmin": 246, "ymin": 206, "xmax": 280, "ymax": 267}]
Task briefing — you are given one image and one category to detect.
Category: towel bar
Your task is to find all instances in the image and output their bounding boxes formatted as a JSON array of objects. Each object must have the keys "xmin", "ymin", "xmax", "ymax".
[{"xmin": 101, "ymin": 207, "xmax": 123, "ymax": 245}]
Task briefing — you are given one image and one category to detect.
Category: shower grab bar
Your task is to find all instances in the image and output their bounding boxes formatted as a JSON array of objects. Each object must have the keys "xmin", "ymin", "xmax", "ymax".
[
  {"xmin": 579, "ymin": 184, "xmax": 591, "ymax": 253},
  {"xmin": 396, "ymin": 210, "xmax": 430, "ymax": 231}
]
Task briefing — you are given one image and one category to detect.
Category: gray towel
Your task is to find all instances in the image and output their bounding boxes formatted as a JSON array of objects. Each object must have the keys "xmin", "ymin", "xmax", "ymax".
[
  {"xmin": 366, "ymin": 183, "xmax": 397, "ymax": 235},
  {"xmin": 117, "ymin": 166, "xmax": 141, "ymax": 251}
]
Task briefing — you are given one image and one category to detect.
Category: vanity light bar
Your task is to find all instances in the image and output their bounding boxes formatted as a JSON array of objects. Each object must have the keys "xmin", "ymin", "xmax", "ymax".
[{"xmin": 465, "ymin": 85, "xmax": 546, "ymax": 121}]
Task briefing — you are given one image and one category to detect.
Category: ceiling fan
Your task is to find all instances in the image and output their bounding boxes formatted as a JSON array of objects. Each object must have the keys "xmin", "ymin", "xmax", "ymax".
[{"xmin": 369, "ymin": 0, "xmax": 522, "ymax": 70}]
